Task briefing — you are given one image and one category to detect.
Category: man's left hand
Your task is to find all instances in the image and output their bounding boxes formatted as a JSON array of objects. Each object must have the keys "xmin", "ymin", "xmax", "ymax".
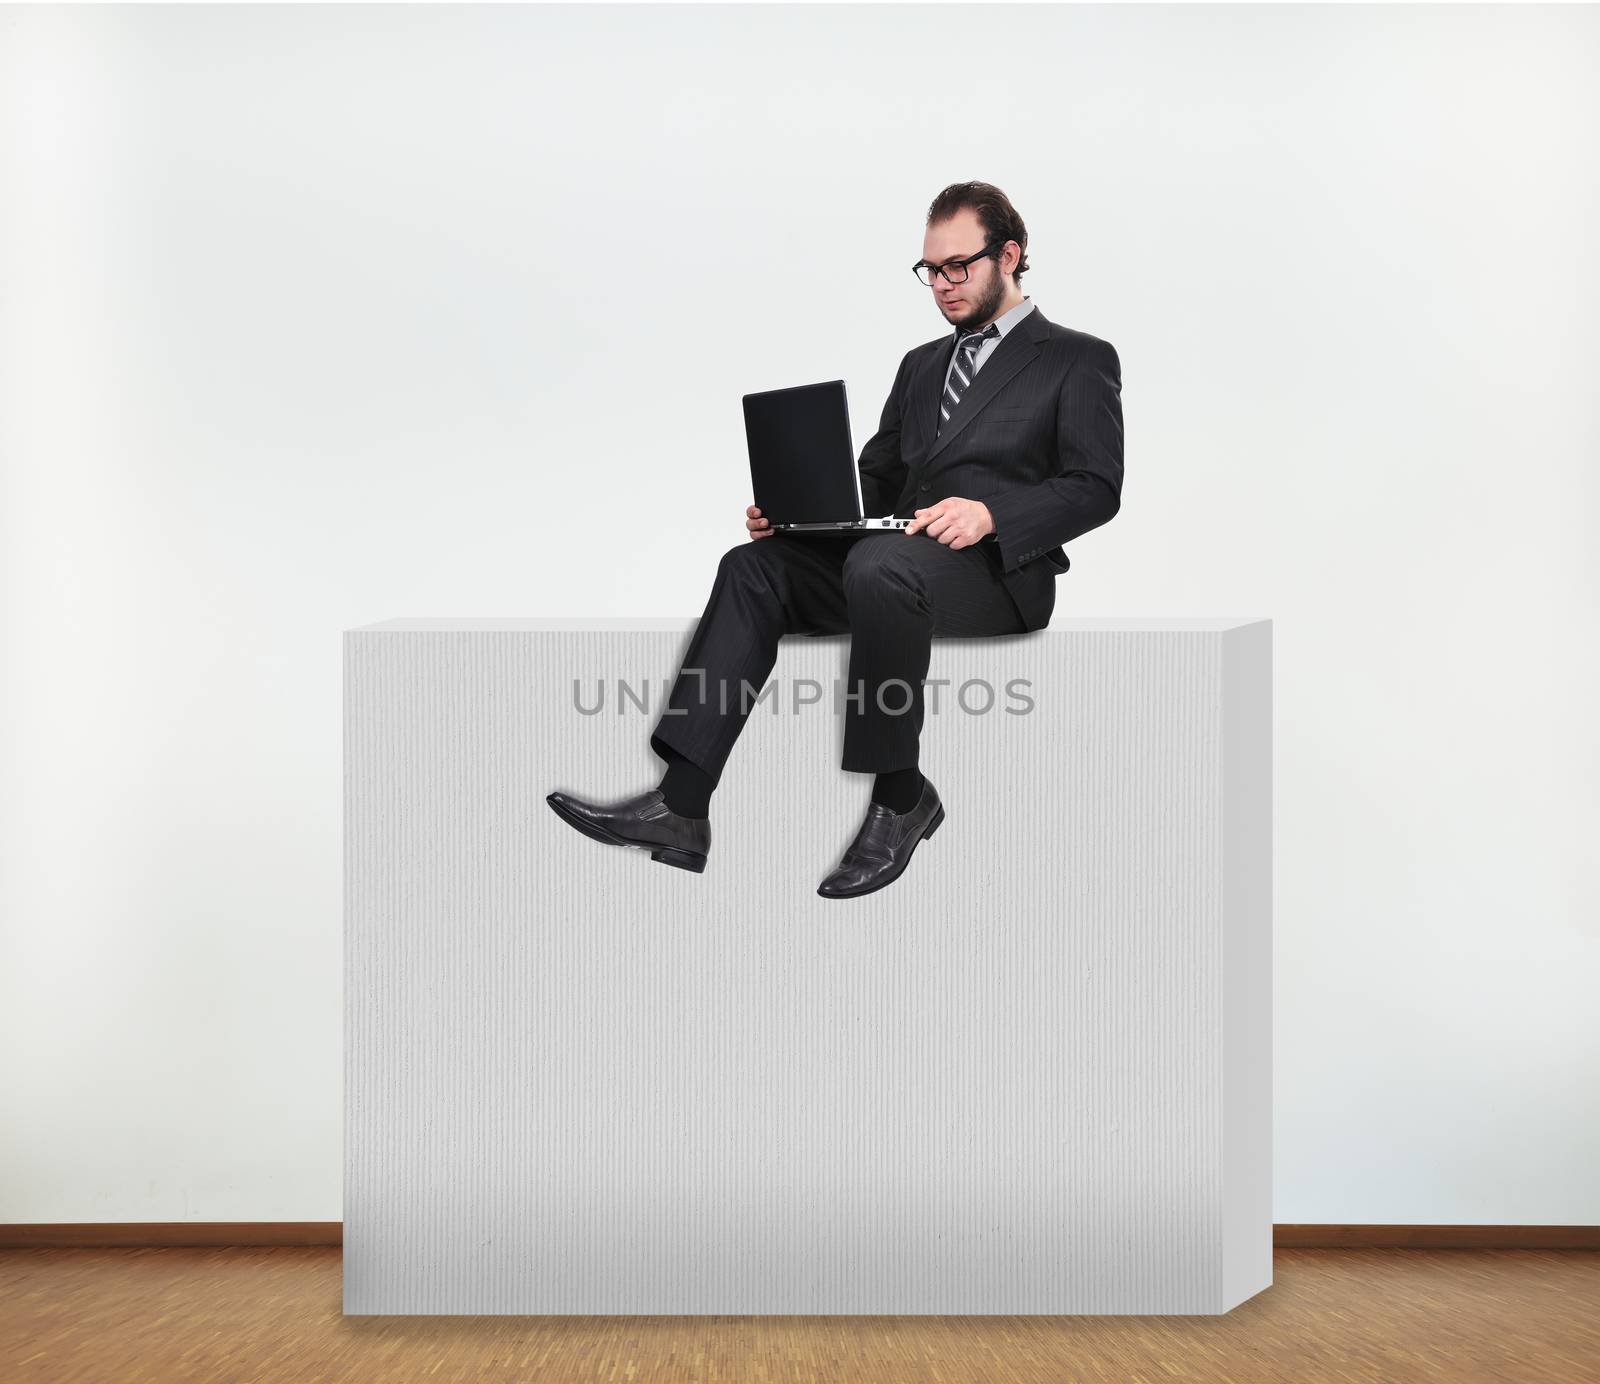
[{"xmin": 905, "ymin": 497, "xmax": 994, "ymax": 549}]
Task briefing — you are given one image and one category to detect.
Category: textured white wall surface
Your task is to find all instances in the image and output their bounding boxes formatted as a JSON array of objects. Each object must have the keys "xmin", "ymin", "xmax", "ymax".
[
  {"xmin": 344, "ymin": 619, "xmax": 1271, "ymax": 1313},
  {"xmin": 3, "ymin": 6, "xmax": 1595, "ymax": 1230}
]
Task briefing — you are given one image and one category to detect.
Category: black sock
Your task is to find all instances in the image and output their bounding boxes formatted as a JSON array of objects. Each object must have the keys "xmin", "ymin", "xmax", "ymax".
[
  {"xmin": 657, "ymin": 745, "xmax": 714, "ymax": 819},
  {"xmin": 870, "ymin": 766, "xmax": 924, "ymax": 814}
]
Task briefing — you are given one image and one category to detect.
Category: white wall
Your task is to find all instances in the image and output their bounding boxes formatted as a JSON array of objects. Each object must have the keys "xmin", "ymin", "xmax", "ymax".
[{"xmin": 2, "ymin": 3, "xmax": 1595, "ymax": 1225}]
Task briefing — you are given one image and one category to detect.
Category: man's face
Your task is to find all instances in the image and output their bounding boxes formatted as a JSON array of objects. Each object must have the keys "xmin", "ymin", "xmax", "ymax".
[{"xmin": 922, "ymin": 209, "xmax": 1013, "ymax": 330}]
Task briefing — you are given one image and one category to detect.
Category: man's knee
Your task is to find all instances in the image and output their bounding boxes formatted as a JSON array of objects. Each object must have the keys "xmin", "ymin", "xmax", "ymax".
[
  {"xmin": 714, "ymin": 539, "xmax": 790, "ymax": 611},
  {"xmin": 716, "ymin": 538, "xmax": 777, "ymax": 582},
  {"xmin": 843, "ymin": 536, "xmax": 924, "ymax": 599}
]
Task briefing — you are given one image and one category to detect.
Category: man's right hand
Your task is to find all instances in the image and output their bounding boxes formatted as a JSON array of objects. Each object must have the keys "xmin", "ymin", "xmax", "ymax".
[{"xmin": 746, "ymin": 504, "xmax": 775, "ymax": 540}]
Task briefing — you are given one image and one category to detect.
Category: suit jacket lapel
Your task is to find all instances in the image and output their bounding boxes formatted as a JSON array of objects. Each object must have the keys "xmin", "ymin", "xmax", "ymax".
[
  {"xmin": 921, "ymin": 305, "xmax": 1049, "ymax": 466},
  {"xmin": 908, "ymin": 346, "xmax": 951, "ymax": 452}
]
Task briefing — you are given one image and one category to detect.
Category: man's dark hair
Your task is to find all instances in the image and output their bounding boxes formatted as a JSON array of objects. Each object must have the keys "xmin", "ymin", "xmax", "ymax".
[{"xmin": 925, "ymin": 181, "xmax": 1030, "ymax": 286}]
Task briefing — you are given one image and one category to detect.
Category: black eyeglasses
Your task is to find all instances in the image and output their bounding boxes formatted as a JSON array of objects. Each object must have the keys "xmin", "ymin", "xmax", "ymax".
[{"xmin": 912, "ymin": 239, "xmax": 1005, "ymax": 286}]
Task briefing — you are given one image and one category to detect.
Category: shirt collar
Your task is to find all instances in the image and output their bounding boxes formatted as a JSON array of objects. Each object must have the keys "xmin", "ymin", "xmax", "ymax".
[{"xmin": 955, "ymin": 294, "xmax": 1036, "ymax": 343}]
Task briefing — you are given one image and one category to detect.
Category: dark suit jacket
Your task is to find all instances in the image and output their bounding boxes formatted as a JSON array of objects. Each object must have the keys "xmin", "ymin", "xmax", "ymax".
[{"xmin": 855, "ymin": 304, "xmax": 1123, "ymax": 632}]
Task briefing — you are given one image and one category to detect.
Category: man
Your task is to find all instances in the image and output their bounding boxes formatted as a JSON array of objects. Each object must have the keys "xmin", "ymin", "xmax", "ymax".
[{"xmin": 547, "ymin": 181, "xmax": 1124, "ymax": 898}]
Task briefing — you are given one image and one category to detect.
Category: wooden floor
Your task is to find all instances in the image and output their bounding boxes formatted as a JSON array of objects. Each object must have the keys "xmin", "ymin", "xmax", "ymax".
[{"xmin": 3, "ymin": 1247, "xmax": 1596, "ymax": 1382}]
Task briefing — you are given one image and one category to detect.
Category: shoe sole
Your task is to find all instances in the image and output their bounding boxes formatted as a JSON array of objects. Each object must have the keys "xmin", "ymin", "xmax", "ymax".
[
  {"xmin": 545, "ymin": 795, "xmax": 708, "ymax": 874},
  {"xmin": 816, "ymin": 802, "xmax": 945, "ymax": 900}
]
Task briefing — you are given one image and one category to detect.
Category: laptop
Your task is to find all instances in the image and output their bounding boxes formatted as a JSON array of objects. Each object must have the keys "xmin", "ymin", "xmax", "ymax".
[{"xmin": 742, "ymin": 379, "xmax": 911, "ymax": 532}]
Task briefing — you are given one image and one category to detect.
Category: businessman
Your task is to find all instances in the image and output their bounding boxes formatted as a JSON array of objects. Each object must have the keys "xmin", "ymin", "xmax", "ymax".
[{"xmin": 547, "ymin": 181, "xmax": 1124, "ymax": 898}]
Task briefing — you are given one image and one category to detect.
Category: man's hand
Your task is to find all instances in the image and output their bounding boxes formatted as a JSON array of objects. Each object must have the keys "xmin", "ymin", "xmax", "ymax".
[
  {"xmin": 905, "ymin": 497, "xmax": 994, "ymax": 549},
  {"xmin": 746, "ymin": 503, "xmax": 775, "ymax": 540}
]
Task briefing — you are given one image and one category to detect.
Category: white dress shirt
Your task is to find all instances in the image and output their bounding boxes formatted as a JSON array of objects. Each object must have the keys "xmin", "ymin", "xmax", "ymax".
[{"xmin": 940, "ymin": 294, "xmax": 1037, "ymax": 398}]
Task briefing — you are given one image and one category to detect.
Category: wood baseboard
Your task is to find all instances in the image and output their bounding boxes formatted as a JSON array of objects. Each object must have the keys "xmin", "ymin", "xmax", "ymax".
[
  {"xmin": 2, "ymin": 1223, "xmax": 1597, "ymax": 1250},
  {"xmin": 1273, "ymin": 1224, "xmax": 1600, "ymax": 1250},
  {"xmin": 1, "ymin": 1223, "xmax": 343, "ymax": 1248}
]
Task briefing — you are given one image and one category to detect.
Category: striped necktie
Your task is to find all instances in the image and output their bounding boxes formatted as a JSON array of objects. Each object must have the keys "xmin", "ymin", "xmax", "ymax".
[{"xmin": 938, "ymin": 322, "xmax": 1000, "ymax": 434}]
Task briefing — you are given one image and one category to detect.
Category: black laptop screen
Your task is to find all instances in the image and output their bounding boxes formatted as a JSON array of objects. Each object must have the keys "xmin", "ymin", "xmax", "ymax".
[{"xmin": 742, "ymin": 380, "xmax": 862, "ymax": 526}]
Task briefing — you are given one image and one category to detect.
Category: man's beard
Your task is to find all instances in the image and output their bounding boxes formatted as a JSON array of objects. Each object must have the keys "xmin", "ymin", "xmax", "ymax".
[{"xmin": 952, "ymin": 272, "xmax": 1008, "ymax": 327}]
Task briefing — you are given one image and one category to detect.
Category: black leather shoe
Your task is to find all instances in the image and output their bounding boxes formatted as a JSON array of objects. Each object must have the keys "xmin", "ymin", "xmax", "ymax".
[
  {"xmin": 816, "ymin": 778, "xmax": 945, "ymax": 899},
  {"xmin": 545, "ymin": 787, "xmax": 710, "ymax": 873}
]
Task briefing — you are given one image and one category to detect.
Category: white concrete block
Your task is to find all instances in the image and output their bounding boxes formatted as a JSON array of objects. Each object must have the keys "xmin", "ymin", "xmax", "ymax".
[{"xmin": 344, "ymin": 617, "xmax": 1272, "ymax": 1314}]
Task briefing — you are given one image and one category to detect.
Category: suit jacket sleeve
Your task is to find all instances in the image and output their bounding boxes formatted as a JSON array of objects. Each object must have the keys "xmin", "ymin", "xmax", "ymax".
[
  {"xmin": 985, "ymin": 339, "xmax": 1124, "ymax": 575},
  {"xmin": 856, "ymin": 348, "xmax": 916, "ymax": 518}
]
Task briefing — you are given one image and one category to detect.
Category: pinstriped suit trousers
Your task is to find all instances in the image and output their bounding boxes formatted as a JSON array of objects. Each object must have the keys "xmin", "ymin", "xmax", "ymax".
[{"xmin": 648, "ymin": 531, "xmax": 1029, "ymax": 783}]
